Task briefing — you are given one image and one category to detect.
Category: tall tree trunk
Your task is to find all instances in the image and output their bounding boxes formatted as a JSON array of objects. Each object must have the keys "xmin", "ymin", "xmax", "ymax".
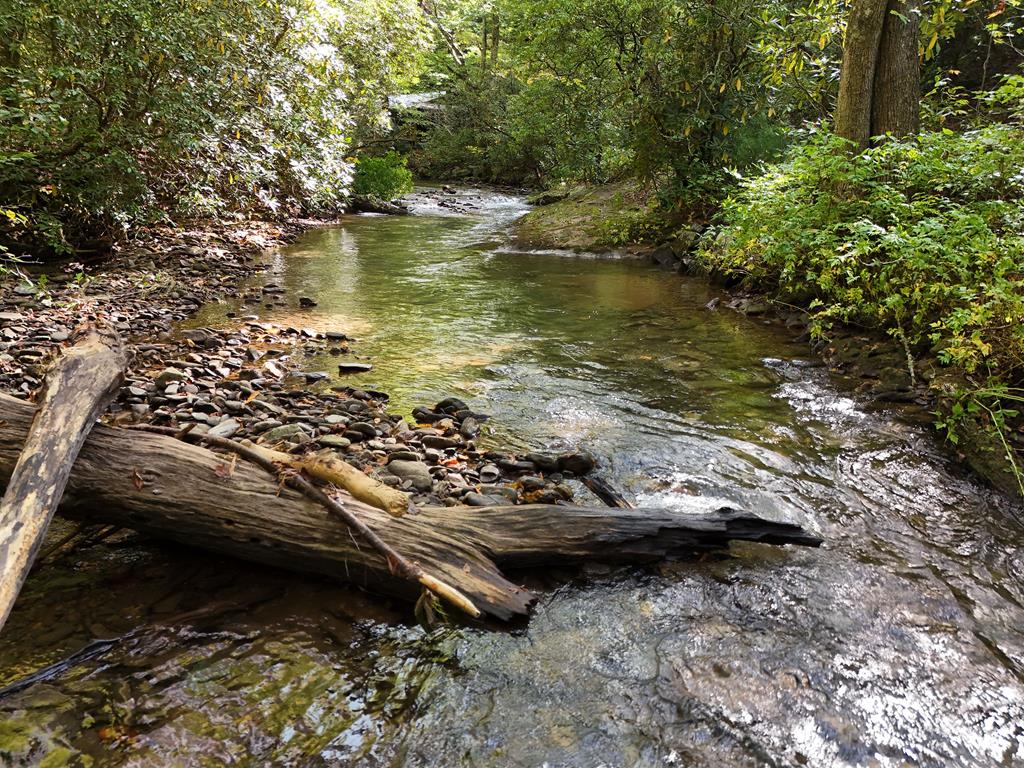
[
  {"xmin": 490, "ymin": 13, "xmax": 500, "ymax": 64},
  {"xmin": 871, "ymin": 0, "xmax": 921, "ymax": 137},
  {"xmin": 835, "ymin": 0, "xmax": 889, "ymax": 148}
]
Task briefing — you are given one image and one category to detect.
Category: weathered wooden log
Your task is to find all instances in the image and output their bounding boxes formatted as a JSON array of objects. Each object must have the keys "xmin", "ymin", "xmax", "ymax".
[
  {"xmin": 0, "ymin": 327, "xmax": 127, "ymax": 631},
  {"xmin": 0, "ymin": 391, "xmax": 821, "ymax": 620},
  {"xmin": 133, "ymin": 425, "xmax": 478, "ymax": 618}
]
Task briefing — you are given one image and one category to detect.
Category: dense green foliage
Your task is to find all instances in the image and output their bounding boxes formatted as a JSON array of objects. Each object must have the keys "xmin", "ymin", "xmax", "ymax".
[
  {"xmin": 410, "ymin": 0, "xmax": 800, "ymax": 186},
  {"xmin": 699, "ymin": 116, "xmax": 1024, "ymax": 487},
  {"xmin": 0, "ymin": 0, "xmax": 427, "ymax": 252},
  {"xmin": 701, "ymin": 125, "xmax": 1024, "ymax": 371},
  {"xmin": 352, "ymin": 151, "xmax": 415, "ymax": 200}
]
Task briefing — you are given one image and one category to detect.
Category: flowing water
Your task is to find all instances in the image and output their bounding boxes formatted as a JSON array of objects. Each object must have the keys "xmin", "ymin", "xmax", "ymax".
[{"xmin": 2, "ymin": 189, "xmax": 1023, "ymax": 767}]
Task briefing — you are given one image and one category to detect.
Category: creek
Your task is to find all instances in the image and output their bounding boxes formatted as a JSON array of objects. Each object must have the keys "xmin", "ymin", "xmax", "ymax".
[{"xmin": 1, "ymin": 189, "xmax": 1022, "ymax": 767}]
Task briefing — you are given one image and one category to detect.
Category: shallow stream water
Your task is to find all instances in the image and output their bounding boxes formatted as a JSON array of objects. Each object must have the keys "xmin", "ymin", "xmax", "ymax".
[{"xmin": 1, "ymin": 189, "xmax": 1023, "ymax": 767}]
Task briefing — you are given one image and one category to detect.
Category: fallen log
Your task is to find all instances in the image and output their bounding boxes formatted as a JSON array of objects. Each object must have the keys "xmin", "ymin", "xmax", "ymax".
[
  {"xmin": 132, "ymin": 425, "xmax": 478, "ymax": 618},
  {"xmin": 0, "ymin": 327, "xmax": 127, "ymax": 631},
  {"xmin": 0, "ymin": 391, "xmax": 822, "ymax": 620}
]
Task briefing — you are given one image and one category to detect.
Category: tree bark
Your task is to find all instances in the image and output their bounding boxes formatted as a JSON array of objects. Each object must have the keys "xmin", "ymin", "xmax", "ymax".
[
  {"xmin": 0, "ymin": 328, "xmax": 127, "ymax": 631},
  {"xmin": 835, "ymin": 0, "xmax": 889, "ymax": 148},
  {"xmin": 0, "ymin": 391, "xmax": 822, "ymax": 622},
  {"xmin": 871, "ymin": 0, "xmax": 921, "ymax": 138}
]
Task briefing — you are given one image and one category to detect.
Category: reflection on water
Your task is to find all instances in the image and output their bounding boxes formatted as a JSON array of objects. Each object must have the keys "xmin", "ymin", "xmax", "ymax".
[{"xmin": 2, "ymin": 189, "xmax": 1023, "ymax": 766}]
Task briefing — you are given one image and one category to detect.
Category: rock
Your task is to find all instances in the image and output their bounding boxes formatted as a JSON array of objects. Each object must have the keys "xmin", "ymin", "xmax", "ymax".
[
  {"xmin": 263, "ymin": 360, "xmax": 286, "ymax": 378},
  {"xmin": 526, "ymin": 188, "xmax": 570, "ymax": 206},
  {"xmin": 460, "ymin": 417, "xmax": 480, "ymax": 438},
  {"xmin": 557, "ymin": 451, "xmax": 596, "ymax": 476},
  {"xmin": 669, "ymin": 227, "xmax": 701, "ymax": 257},
  {"xmin": 435, "ymin": 397, "xmax": 468, "ymax": 415},
  {"xmin": 303, "ymin": 371, "xmax": 329, "ymax": 383},
  {"xmin": 387, "ymin": 450, "xmax": 421, "ymax": 462},
  {"xmin": 298, "ymin": 296, "xmax": 318, "ymax": 307},
  {"xmin": 422, "ymin": 435, "xmax": 461, "ymax": 450},
  {"xmin": 337, "ymin": 362, "xmax": 373, "ymax": 374},
  {"xmin": 318, "ymin": 435, "xmax": 352, "ymax": 449},
  {"xmin": 154, "ymin": 367, "xmax": 187, "ymax": 387},
  {"xmin": 324, "ymin": 414, "xmax": 347, "ymax": 425},
  {"xmin": 517, "ymin": 475, "xmax": 547, "ymax": 492},
  {"xmin": 13, "ymin": 283, "xmax": 36, "ymax": 297},
  {"xmin": 0, "ymin": 312, "xmax": 26, "ymax": 324},
  {"xmin": 649, "ymin": 243, "xmax": 678, "ymax": 269},
  {"xmin": 347, "ymin": 422, "xmax": 378, "ymax": 438},
  {"xmin": 478, "ymin": 463, "xmax": 501, "ymax": 483},
  {"xmin": 262, "ymin": 423, "xmax": 308, "ymax": 443},
  {"xmin": 524, "ymin": 452, "xmax": 558, "ymax": 473},
  {"xmin": 386, "ymin": 460, "xmax": 433, "ymax": 491},
  {"xmin": 208, "ymin": 417, "xmax": 241, "ymax": 439},
  {"xmin": 463, "ymin": 492, "xmax": 504, "ymax": 507}
]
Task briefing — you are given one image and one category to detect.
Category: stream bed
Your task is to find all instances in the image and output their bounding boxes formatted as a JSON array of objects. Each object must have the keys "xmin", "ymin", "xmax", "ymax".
[{"xmin": 1, "ymin": 189, "xmax": 1023, "ymax": 767}]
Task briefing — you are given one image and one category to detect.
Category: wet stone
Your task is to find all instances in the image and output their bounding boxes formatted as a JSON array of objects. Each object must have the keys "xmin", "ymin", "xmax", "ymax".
[{"xmin": 557, "ymin": 451, "xmax": 596, "ymax": 476}]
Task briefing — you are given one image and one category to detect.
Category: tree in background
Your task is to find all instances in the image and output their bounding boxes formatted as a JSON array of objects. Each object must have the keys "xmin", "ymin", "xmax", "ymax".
[
  {"xmin": 0, "ymin": 0, "xmax": 428, "ymax": 254},
  {"xmin": 835, "ymin": 0, "xmax": 921, "ymax": 148}
]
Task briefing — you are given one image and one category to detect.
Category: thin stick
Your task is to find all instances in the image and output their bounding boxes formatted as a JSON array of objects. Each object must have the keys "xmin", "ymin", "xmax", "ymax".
[{"xmin": 126, "ymin": 424, "xmax": 481, "ymax": 618}]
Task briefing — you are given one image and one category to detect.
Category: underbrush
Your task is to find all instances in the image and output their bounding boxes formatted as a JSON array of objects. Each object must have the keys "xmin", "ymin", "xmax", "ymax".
[
  {"xmin": 352, "ymin": 152, "xmax": 414, "ymax": 201},
  {"xmin": 698, "ymin": 125, "xmax": 1024, "ymax": 494}
]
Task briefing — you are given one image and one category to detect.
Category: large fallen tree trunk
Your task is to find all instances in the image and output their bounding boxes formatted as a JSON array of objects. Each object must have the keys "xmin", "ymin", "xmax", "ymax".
[
  {"xmin": 0, "ymin": 391, "xmax": 821, "ymax": 620},
  {"xmin": 0, "ymin": 328, "xmax": 127, "ymax": 631}
]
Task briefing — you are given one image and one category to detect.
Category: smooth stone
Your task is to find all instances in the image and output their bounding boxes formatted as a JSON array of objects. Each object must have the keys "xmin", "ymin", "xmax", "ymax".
[
  {"xmin": 387, "ymin": 450, "xmax": 421, "ymax": 462},
  {"xmin": 557, "ymin": 451, "xmax": 596, "ymax": 475},
  {"xmin": 460, "ymin": 417, "xmax": 480, "ymax": 438},
  {"xmin": 434, "ymin": 397, "xmax": 468, "ymax": 415},
  {"xmin": 422, "ymin": 435, "xmax": 461, "ymax": 450},
  {"xmin": 338, "ymin": 362, "xmax": 373, "ymax": 374},
  {"xmin": 478, "ymin": 464, "xmax": 501, "ymax": 483},
  {"xmin": 524, "ymin": 452, "xmax": 558, "ymax": 473},
  {"xmin": 386, "ymin": 460, "xmax": 433, "ymax": 491},
  {"xmin": 463, "ymin": 492, "xmax": 504, "ymax": 507},
  {"xmin": 262, "ymin": 423, "xmax": 308, "ymax": 442},
  {"xmin": 208, "ymin": 418, "xmax": 241, "ymax": 439},
  {"xmin": 318, "ymin": 434, "xmax": 352, "ymax": 449},
  {"xmin": 154, "ymin": 367, "xmax": 187, "ymax": 387},
  {"xmin": 348, "ymin": 422, "xmax": 378, "ymax": 438}
]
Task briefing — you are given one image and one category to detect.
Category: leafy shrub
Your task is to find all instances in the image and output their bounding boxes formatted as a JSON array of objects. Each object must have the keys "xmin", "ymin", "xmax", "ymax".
[
  {"xmin": 0, "ymin": 0, "xmax": 428, "ymax": 255},
  {"xmin": 699, "ymin": 125, "xmax": 1024, "ymax": 489},
  {"xmin": 351, "ymin": 152, "xmax": 414, "ymax": 201}
]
